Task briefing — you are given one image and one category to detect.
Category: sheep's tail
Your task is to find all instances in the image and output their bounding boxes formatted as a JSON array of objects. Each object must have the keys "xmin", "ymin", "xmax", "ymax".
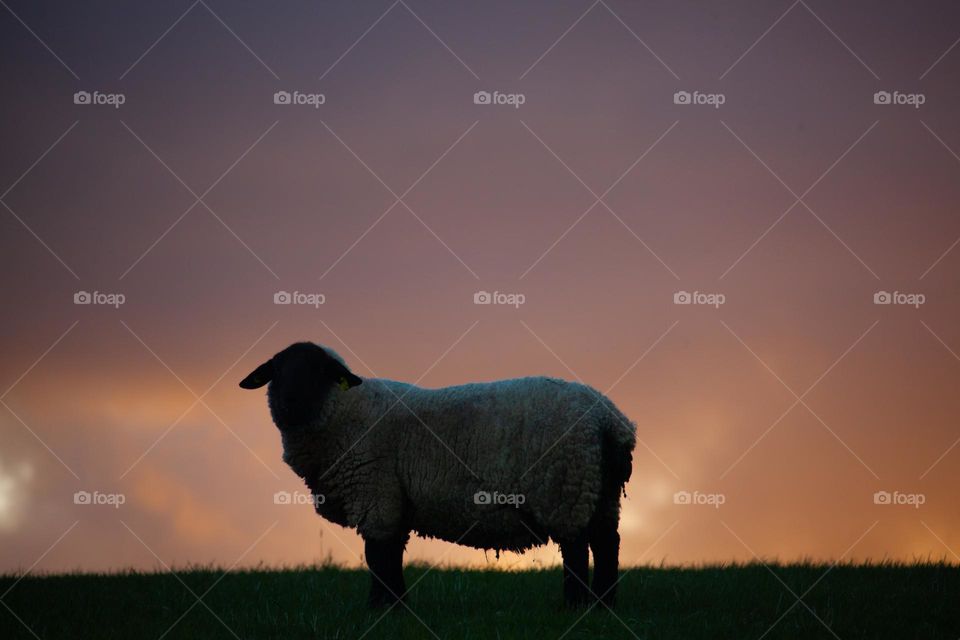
[{"xmin": 599, "ymin": 398, "xmax": 636, "ymax": 494}]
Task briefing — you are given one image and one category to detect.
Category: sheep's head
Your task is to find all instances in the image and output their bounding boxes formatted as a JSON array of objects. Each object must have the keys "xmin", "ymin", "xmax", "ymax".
[{"xmin": 238, "ymin": 342, "xmax": 363, "ymax": 430}]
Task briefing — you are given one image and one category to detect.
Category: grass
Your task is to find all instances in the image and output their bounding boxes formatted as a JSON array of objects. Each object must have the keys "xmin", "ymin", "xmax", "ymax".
[{"xmin": 1, "ymin": 561, "xmax": 956, "ymax": 639}]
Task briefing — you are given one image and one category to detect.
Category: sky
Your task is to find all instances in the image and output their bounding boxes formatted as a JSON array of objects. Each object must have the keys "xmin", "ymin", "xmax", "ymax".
[{"xmin": 1, "ymin": 0, "xmax": 960, "ymax": 574}]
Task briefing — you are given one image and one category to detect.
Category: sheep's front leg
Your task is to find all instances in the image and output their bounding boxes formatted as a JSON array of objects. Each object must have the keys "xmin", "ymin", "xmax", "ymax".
[
  {"xmin": 559, "ymin": 536, "xmax": 590, "ymax": 607},
  {"xmin": 364, "ymin": 536, "xmax": 407, "ymax": 608}
]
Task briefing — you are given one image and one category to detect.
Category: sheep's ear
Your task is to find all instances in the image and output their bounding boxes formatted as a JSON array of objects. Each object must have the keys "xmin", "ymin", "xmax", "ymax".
[
  {"xmin": 239, "ymin": 360, "xmax": 274, "ymax": 389},
  {"xmin": 338, "ymin": 372, "xmax": 363, "ymax": 390},
  {"xmin": 330, "ymin": 360, "xmax": 363, "ymax": 390}
]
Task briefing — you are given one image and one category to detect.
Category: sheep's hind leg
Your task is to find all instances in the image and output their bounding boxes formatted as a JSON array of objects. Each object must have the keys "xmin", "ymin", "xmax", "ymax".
[
  {"xmin": 559, "ymin": 536, "xmax": 590, "ymax": 608},
  {"xmin": 588, "ymin": 521, "xmax": 620, "ymax": 608},
  {"xmin": 364, "ymin": 536, "xmax": 407, "ymax": 608}
]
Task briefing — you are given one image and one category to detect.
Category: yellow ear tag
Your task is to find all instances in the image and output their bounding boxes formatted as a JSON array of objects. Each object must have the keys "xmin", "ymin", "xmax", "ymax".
[{"xmin": 338, "ymin": 377, "xmax": 350, "ymax": 391}]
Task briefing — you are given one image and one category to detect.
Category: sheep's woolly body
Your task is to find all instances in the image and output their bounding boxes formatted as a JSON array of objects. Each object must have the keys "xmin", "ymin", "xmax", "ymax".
[{"xmin": 279, "ymin": 373, "xmax": 636, "ymax": 551}]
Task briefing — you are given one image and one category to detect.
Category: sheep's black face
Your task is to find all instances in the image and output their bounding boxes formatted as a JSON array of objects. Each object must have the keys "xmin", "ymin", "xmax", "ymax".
[{"xmin": 239, "ymin": 342, "xmax": 363, "ymax": 431}]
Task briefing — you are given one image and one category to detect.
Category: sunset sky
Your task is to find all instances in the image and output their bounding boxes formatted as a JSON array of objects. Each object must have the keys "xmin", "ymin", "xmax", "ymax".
[{"xmin": 2, "ymin": 0, "xmax": 960, "ymax": 574}]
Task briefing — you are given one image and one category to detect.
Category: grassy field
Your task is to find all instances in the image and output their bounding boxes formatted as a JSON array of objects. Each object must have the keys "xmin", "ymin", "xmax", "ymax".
[{"xmin": 1, "ymin": 562, "xmax": 956, "ymax": 639}]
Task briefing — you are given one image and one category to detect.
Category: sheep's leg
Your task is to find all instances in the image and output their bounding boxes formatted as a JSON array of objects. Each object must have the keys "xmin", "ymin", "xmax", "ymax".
[
  {"xmin": 559, "ymin": 536, "xmax": 590, "ymax": 608},
  {"xmin": 589, "ymin": 523, "xmax": 620, "ymax": 608},
  {"xmin": 364, "ymin": 536, "xmax": 406, "ymax": 608}
]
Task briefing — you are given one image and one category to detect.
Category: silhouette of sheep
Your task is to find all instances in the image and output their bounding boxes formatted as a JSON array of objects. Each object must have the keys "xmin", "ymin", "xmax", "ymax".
[{"xmin": 240, "ymin": 342, "xmax": 635, "ymax": 608}]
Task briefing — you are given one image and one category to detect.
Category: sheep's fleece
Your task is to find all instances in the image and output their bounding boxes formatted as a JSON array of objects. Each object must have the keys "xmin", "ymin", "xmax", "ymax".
[{"xmin": 252, "ymin": 343, "xmax": 636, "ymax": 551}]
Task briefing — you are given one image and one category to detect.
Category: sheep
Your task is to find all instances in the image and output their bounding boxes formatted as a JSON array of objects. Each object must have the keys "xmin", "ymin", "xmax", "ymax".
[{"xmin": 240, "ymin": 342, "xmax": 636, "ymax": 608}]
